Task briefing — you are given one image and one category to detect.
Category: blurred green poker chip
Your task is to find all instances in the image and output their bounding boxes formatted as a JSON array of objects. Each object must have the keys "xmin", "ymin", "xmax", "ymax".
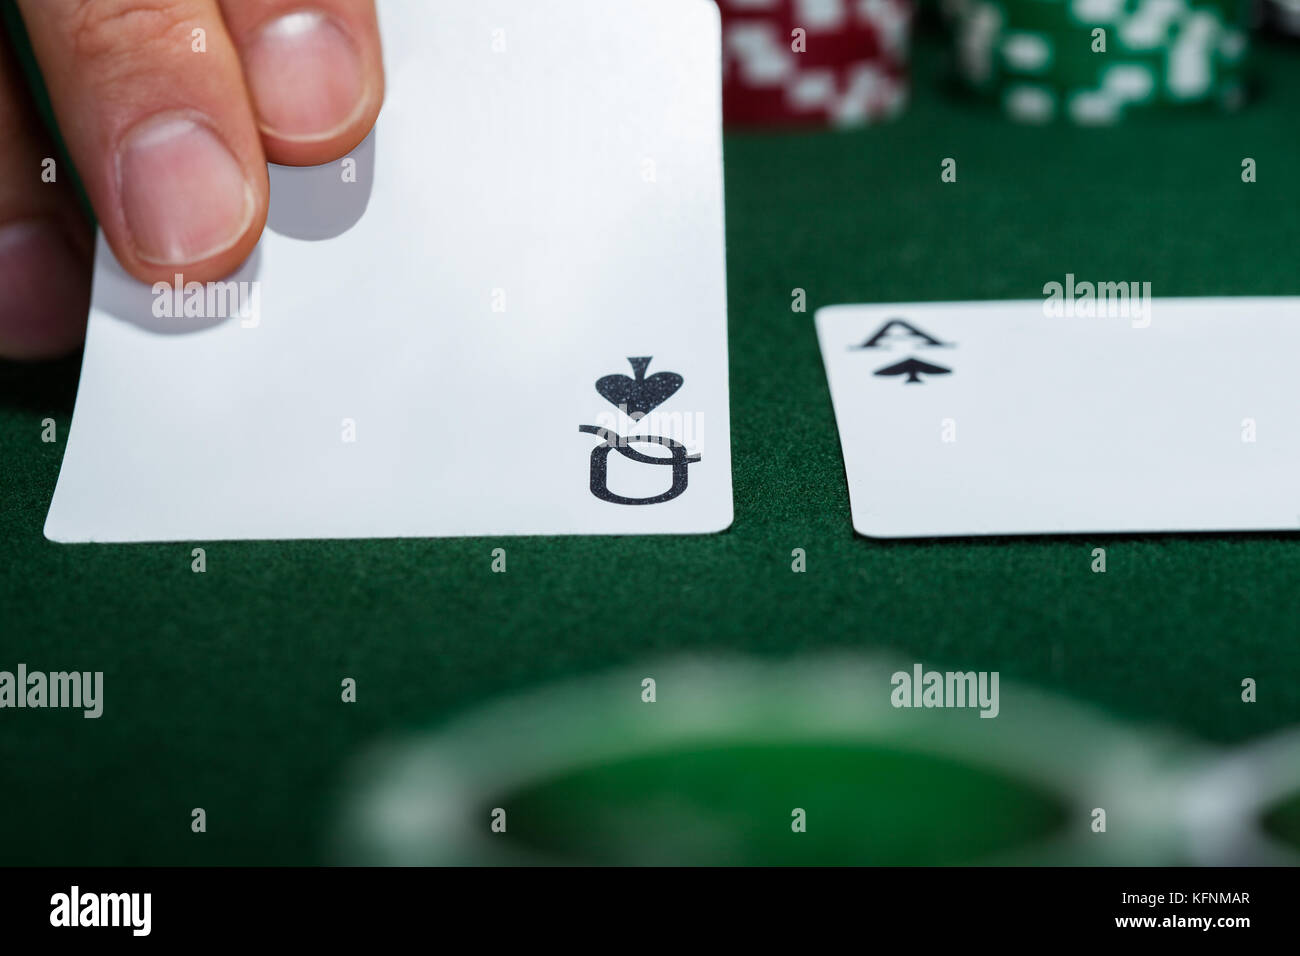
[
  {"xmin": 948, "ymin": 0, "xmax": 1251, "ymax": 123},
  {"xmin": 1181, "ymin": 728, "xmax": 1300, "ymax": 864},
  {"xmin": 334, "ymin": 656, "xmax": 1207, "ymax": 866}
]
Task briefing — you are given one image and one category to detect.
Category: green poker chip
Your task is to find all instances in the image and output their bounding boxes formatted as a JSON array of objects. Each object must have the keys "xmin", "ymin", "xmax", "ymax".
[
  {"xmin": 334, "ymin": 656, "xmax": 1209, "ymax": 866},
  {"xmin": 950, "ymin": 0, "xmax": 1251, "ymax": 123},
  {"xmin": 1180, "ymin": 727, "xmax": 1300, "ymax": 864}
]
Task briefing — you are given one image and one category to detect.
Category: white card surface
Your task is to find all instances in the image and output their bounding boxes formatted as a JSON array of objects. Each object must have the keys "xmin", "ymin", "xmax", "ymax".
[
  {"xmin": 816, "ymin": 298, "xmax": 1300, "ymax": 538},
  {"xmin": 46, "ymin": 0, "xmax": 733, "ymax": 543}
]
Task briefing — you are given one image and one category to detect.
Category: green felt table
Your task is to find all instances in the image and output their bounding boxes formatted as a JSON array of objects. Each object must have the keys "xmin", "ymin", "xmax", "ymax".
[{"xmin": 2, "ymin": 30, "xmax": 1299, "ymax": 866}]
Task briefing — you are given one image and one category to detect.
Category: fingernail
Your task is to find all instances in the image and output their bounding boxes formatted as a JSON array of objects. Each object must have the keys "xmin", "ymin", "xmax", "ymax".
[
  {"xmin": 0, "ymin": 219, "xmax": 89, "ymax": 359},
  {"xmin": 244, "ymin": 11, "xmax": 368, "ymax": 142},
  {"xmin": 117, "ymin": 113, "xmax": 255, "ymax": 265}
]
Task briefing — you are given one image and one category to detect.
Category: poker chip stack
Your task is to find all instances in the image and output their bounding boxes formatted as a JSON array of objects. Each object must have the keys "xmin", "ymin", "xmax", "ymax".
[
  {"xmin": 948, "ymin": 0, "xmax": 1251, "ymax": 123},
  {"xmin": 718, "ymin": 0, "xmax": 914, "ymax": 127}
]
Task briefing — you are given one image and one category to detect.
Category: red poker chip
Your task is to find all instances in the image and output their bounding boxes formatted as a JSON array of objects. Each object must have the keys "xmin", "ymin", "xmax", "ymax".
[{"xmin": 717, "ymin": 0, "xmax": 913, "ymax": 127}]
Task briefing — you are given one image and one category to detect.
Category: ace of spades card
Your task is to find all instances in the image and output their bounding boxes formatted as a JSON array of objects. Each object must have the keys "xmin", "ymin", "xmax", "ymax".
[
  {"xmin": 817, "ymin": 298, "xmax": 1300, "ymax": 538},
  {"xmin": 45, "ymin": 0, "xmax": 733, "ymax": 542}
]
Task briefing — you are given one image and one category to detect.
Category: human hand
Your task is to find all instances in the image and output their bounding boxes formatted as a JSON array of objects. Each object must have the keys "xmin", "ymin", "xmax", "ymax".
[{"xmin": 1, "ymin": 0, "xmax": 384, "ymax": 358}]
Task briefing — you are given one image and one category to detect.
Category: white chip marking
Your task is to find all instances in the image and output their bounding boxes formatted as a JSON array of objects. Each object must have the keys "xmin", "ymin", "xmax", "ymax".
[
  {"xmin": 856, "ymin": 0, "xmax": 912, "ymax": 58},
  {"xmin": 831, "ymin": 64, "xmax": 882, "ymax": 124},
  {"xmin": 1001, "ymin": 32, "xmax": 1052, "ymax": 72},
  {"xmin": 788, "ymin": 67, "xmax": 838, "ymax": 108},
  {"xmin": 796, "ymin": 0, "xmax": 849, "ymax": 30},
  {"xmin": 1071, "ymin": 0, "xmax": 1127, "ymax": 24},
  {"xmin": 1104, "ymin": 64, "xmax": 1156, "ymax": 101},
  {"xmin": 726, "ymin": 23, "xmax": 795, "ymax": 86},
  {"xmin": 1118, "ymin": 0, "xmax": 1187, "ymax": 49},
  {"xmin": 1166, "ymin": 11, "xmax": 1217, "ymax": 98},
  {"xmin": 1004, "ymin": 84, "xmax": 1056, "ymax": 123},
  {"xmin": 1068, "ymin": 89, "xmax": 1123, "ymax": 124},
  {"xmin": 958, "ymin": 2, "xmax": 1004, "ymax": 86}
]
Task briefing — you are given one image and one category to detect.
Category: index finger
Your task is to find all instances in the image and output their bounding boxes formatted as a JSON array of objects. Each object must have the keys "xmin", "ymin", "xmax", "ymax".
[{"xmin": 17, "ymin": 0, "xmax": 268, "ymax": 283}]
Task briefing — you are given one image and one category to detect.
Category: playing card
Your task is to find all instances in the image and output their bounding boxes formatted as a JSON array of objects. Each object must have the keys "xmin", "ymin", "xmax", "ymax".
[
  {"xmin": 816, "ymin": 297, "xmax": 1300, "ymax": 537},
  {"xmin": 46, "ymin": 0, "xmax": 732, "ymax": 543}
]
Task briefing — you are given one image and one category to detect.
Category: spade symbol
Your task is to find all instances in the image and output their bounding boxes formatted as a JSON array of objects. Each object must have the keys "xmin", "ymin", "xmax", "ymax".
[
  {"xmin": 596, "ymin": 357, "xmax": 683, "ymax": 419},
  {"xmin": 874, "ymin": 358, "xmax": 952, "ymax": 384}
]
